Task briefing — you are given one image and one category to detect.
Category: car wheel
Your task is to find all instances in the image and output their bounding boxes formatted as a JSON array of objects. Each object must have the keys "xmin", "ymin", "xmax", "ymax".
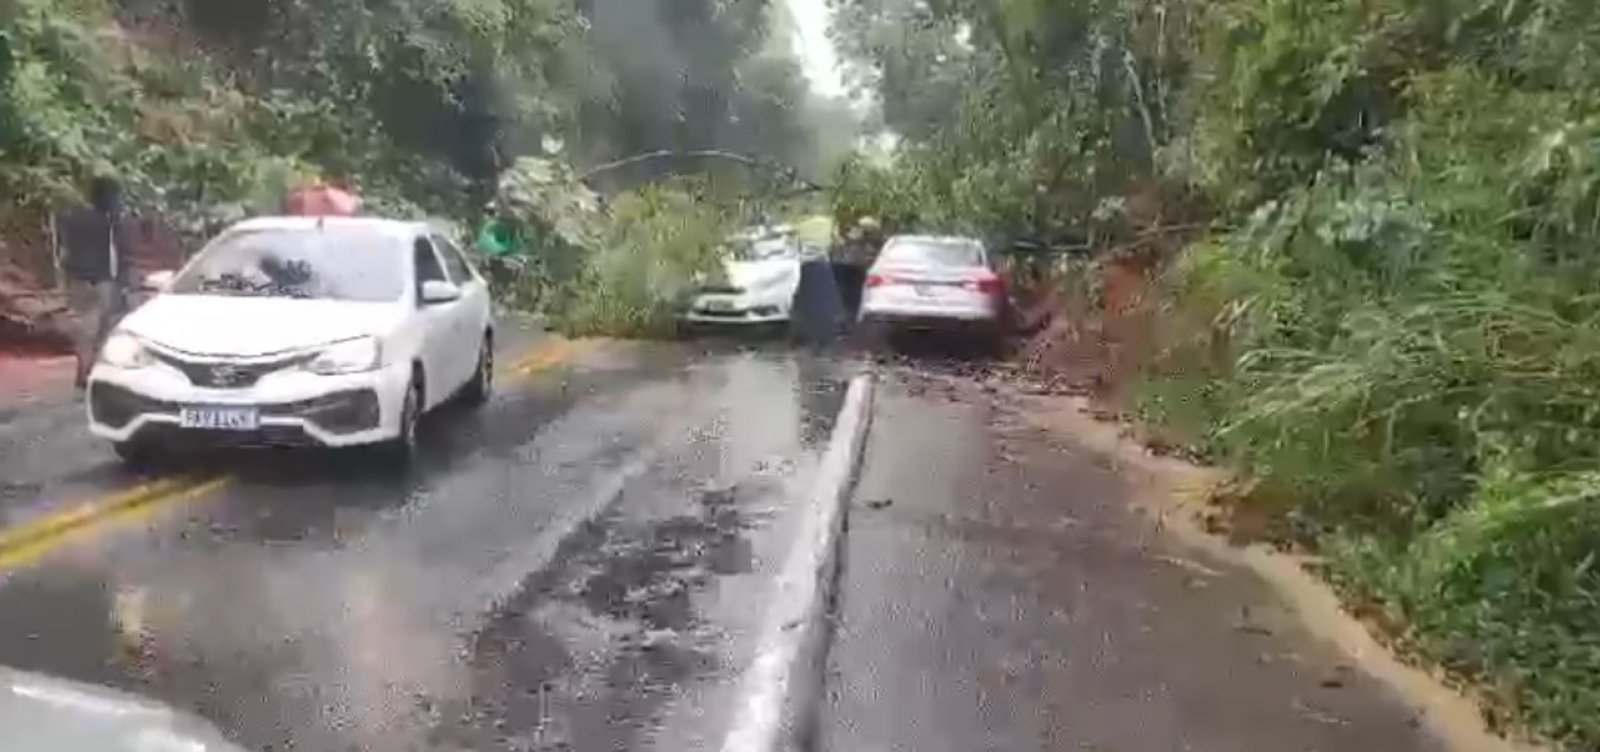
[
  {"xmin": 984, "ymin": 324, "xmax": 1009, "ymax": 360},
  {"xmin": 112, "ymin": 440, "xmax": 159, "ymax": 470},
  {"xmin": 462, "ymin": 335, "xmax": 492, "ymax": 406},
  {"xmin": 381, "ymin": 378, "xmax": 421, "ymax": 466},
  {"xmin": 857, "ymin": 318, "xmax": 890, "ymax": 353}
]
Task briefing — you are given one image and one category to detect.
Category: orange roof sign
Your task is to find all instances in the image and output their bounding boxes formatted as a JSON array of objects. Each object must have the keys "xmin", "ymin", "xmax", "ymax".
[{"xmin": 284, "ymin": 183, "xmax": 362, "ymax": 216}]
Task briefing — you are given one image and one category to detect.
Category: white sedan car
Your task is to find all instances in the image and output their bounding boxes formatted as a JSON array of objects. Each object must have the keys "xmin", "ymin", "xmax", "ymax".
[
  {"xmin": 859, "ymin": 234, "xmax": 1008, "ymax": 347},
  {"xmin": 685, "ymin": 231, "xmax": 804, "ymax": 325},
  {"xmin": 87, "ymin": 216, "xmax": 494, "ymax": 465}
]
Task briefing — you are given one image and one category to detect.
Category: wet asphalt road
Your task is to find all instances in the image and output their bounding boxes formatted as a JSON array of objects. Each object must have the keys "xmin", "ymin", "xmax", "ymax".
[
  {"xmin": 0, "ymin": 336, "xmax": 1458, "ymax": 752},
  {"xmin": 0, "ymin": 336, "xmax": 854, "ymax": 751},
  {"xmin": 821, "ymin": 366, "xmax": 1447, "ymax": 752}
]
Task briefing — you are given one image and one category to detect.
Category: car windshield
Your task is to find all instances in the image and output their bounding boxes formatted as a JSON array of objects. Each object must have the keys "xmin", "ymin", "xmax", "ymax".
[
  {"xmin": 170, "ymin": 227, "xmax": 405, "ymax": 302},
  {"xmin": 880, "ymin": 238, "xmax": 985, "ymax": 268},
  {"xmin": 733, "ymin": 236, "xmax": 797, "ymax": 261}
]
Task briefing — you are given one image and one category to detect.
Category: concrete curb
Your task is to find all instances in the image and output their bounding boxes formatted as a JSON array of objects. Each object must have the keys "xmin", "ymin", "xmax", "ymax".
[{"xmin": 719, "ymin": 373, "xmax": 875, "ymax": 752}]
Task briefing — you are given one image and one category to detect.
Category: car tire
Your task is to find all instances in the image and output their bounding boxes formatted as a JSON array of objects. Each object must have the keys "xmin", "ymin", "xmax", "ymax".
[
  {"xmin": 984, "ymin": 324, "xmax": 1010, "ymax": 360},
  {"xmin": 857, "ymin": 318, "xmax": 890, "ymax": 352},
  {"xmin": 112, "ymin": 440, "xmax": 159, "ymax": 470},
  {"xmin": 461, "ymin": 334, "xmax": 492, "ymax": 407},
  {"xmin": 380, "ymin": 377, "xmax": 422, "ymax": 466}
]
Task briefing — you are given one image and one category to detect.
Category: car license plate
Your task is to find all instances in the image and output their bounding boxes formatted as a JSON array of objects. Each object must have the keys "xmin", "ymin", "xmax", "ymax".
[
  {"xmin": 704, "ymin": 298, "xmax": 736, "ymax": 311},
  {"xmin": 179, "ymin": 406, "xmax": 260, "ymax": 430}
]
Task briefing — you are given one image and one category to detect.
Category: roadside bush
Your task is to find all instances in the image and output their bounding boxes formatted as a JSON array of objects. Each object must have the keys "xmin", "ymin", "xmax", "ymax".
[
  {"xmin": 1335, "ymin": 466, "xmax": 1600, "ymax": 743},
  {"xmin": 1133, "ymin": 62, "xmax": 1600, "ymax": 747}
]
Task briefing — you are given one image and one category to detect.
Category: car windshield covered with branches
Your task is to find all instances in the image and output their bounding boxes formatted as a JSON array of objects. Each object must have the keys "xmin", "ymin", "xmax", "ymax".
[{"xmin": 171, "ymin": 228, "xmax": 405, "ymax": 302}]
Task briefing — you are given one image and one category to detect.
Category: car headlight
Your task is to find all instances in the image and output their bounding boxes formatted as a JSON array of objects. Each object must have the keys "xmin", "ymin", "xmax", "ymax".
[
  {"xmin": 306, "ymin": 337, "xmax": 382, "ymax": 375},
  {"xmin": 98, "ymin": 332, "xmax": 153, "ymax": 369}
]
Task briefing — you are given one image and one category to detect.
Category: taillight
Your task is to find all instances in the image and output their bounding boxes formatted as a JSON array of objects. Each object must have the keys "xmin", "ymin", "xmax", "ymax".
[
  {"xmin": 865, "ymin": 273, "xmax": 888, "ymax": 288},
  {"xmin": 964, "ymin": 273, "xmax": 1004, "ymax": 295}
]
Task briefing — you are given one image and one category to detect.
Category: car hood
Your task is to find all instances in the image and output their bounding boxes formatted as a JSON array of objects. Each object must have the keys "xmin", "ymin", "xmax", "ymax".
[
  {"xmin": 0, "ymin": 667, "xmax": 249, "ymax": 751},
  {"xmin": 724, "ymin": 257, "xmax": 799, "ymax": 291},
  {"xmin": 121, "ymin": 294, "xmax": 406, "ymax": 357}
]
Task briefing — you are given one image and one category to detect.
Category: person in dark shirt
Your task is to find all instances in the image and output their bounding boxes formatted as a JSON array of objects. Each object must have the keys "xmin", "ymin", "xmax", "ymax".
[
  {"xmin": 57, "ymin": 177, "xmax": 132, "ymax": 388},
  {"xmin": 831, "ymin": 216, "xmax": 882, "ymax": 320}
]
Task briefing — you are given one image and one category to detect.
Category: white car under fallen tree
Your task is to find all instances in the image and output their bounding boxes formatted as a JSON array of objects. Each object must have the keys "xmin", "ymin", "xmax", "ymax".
[{"xmin": 684, "ymin": 229, "xmax": 805, "ymax": 326}]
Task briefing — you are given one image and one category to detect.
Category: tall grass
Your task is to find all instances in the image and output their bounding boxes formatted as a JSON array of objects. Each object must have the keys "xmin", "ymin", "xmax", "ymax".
[{"xmin": 1138, "ymin": 68, "xmax": 1600, "ymax": 748}]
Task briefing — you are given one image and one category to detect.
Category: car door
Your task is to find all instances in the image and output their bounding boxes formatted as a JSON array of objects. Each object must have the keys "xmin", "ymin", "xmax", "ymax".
[
  {"xmin": 411, "ymin": 236, "xmax": 465, "ymax": 405},
  {"xmin": 432, "ymin": 233, "xmax": 491, "ymax": 360}
]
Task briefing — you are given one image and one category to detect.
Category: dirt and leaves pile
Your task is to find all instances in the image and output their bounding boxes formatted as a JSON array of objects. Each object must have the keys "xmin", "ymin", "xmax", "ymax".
[{"xmin": 827, "ymin": 0, "xmax": 1600, "ymax": 745}]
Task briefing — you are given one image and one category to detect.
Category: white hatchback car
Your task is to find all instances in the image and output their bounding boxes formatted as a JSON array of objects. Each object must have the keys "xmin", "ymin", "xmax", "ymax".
[
  {"xmin": 859, "ymin": 234, "xmax": 1007, "ymax": 346},
  {"xmin": 87, "ymin": 216, "xmax": 494, "ymax": 465}
]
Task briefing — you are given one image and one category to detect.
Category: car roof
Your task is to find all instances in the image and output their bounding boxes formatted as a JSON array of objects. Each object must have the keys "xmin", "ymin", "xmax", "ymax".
[
  {"xmin": 226, "ymin": 215, "xmax": 428, "ymax": 240},
  {"xmin": 884, "ymin": 234, "xmax": 985, "ymax": 246},
  {"xmin": 732, "ymin": 226, "xmax": 796, "ymax": 242}
]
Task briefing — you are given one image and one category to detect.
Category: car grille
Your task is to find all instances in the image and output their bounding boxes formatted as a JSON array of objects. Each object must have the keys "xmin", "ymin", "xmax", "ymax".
[
  {"xmin": 152, "ymin": 350, "xmax": 312, "ymax": 388},
  {"xmin": 91, "ymin": 383, "xmax": 379, "ymax": 437},
  {"xmin": 136, "ymin": 423, "xmax": 321, "ymax": 449},
  {"xmin": 698, "ymin": 284, "xmax": 745, "ymax": 295}
]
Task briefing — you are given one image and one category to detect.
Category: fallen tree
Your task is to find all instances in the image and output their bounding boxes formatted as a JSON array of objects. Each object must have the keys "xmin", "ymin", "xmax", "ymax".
[{"xmin": 484, "ymin": 156, "xmax": 730, "ymax": 338}]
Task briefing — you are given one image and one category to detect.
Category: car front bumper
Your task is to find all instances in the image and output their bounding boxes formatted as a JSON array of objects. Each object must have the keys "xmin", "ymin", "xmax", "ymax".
[
  {"xmin": 87, "ymin": 360, "xmax": 411, "ymax": 448},
  {"xmin": 684, "ymin": 291, "xmax": 793, "ymax": 324}
]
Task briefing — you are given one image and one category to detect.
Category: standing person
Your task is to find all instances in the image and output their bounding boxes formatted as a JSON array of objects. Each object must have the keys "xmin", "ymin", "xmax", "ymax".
[
  {"xmin": 832, "ymin": 216, "xmax": 882, "ymax": 319},
  {"xmin": 474, "ymin": 203, "xmax": 526, "ymax": 294},
  {"xmin": 58, "ymin": 176, "xmax": 132, "ymax": 388}
]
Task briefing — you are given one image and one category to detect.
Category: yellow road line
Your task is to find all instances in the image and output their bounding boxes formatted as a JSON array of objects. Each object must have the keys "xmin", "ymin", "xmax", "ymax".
[
  {"xmin": 0, "ymin": 478, "xmax": 194, "ymax": 554},
  {"xmin": 0, "ymin": 337, "xmax": 582, "ymax": 570},
  {"xmin": 501, "ymin": 337, "xmax": 579, "ymax": 377},
  {"xmin": 0, "ymin": 477, "xmax": 231, "ymax": 571}
]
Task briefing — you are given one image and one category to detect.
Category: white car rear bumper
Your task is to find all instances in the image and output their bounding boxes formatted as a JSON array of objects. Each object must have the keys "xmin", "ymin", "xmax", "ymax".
[
  {"xmin": 859, "ymin": 296, "xmax": 999, "ymax": 323},
  {"xmin": 86, "ymin": 359, "xmax": 412, "ymax": 448}
]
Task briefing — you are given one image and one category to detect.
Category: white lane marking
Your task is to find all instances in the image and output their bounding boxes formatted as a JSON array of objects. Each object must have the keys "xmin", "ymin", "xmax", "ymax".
[{"xmin": 719, "ymin": 373, "xmax": 876, "ymax": 752}]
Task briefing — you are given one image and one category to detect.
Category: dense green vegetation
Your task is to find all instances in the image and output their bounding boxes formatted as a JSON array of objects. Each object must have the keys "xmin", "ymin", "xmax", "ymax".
[
  {"xmin": 1, "ymin": 0, "xmax": 849, "ymax": 332},
  {"xmin": 829, "ymin": 0, "xmax": 1600, "ymax": 745}
]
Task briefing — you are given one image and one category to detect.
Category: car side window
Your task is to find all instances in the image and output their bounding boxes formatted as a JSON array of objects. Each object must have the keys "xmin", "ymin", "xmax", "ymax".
[
  {"xmin": 413, "ymin": 237, "xmax": 448, "ymax": 304},
  {"xmin": 433, "ymin": 233, "xmax": 475, "ymax": 284}
]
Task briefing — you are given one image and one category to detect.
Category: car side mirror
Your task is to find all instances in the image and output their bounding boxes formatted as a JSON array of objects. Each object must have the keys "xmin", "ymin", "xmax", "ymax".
[
  {"xmin": 141, "ymin": 270, "xmax": 175, "ymax": 293},
  {"xmin": 420, "ymin": 280, "xmax": 462, "ymax": 304}
]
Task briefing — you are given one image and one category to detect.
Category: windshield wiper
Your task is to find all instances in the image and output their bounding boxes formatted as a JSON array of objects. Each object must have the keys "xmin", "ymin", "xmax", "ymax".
[
  {"xmin": 194, "ymin": 276, "xmax": 317, "ymax": 299},
  {"xmin": 197, "ymin": 279, "xmax": 266, "ymax": 297}
]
